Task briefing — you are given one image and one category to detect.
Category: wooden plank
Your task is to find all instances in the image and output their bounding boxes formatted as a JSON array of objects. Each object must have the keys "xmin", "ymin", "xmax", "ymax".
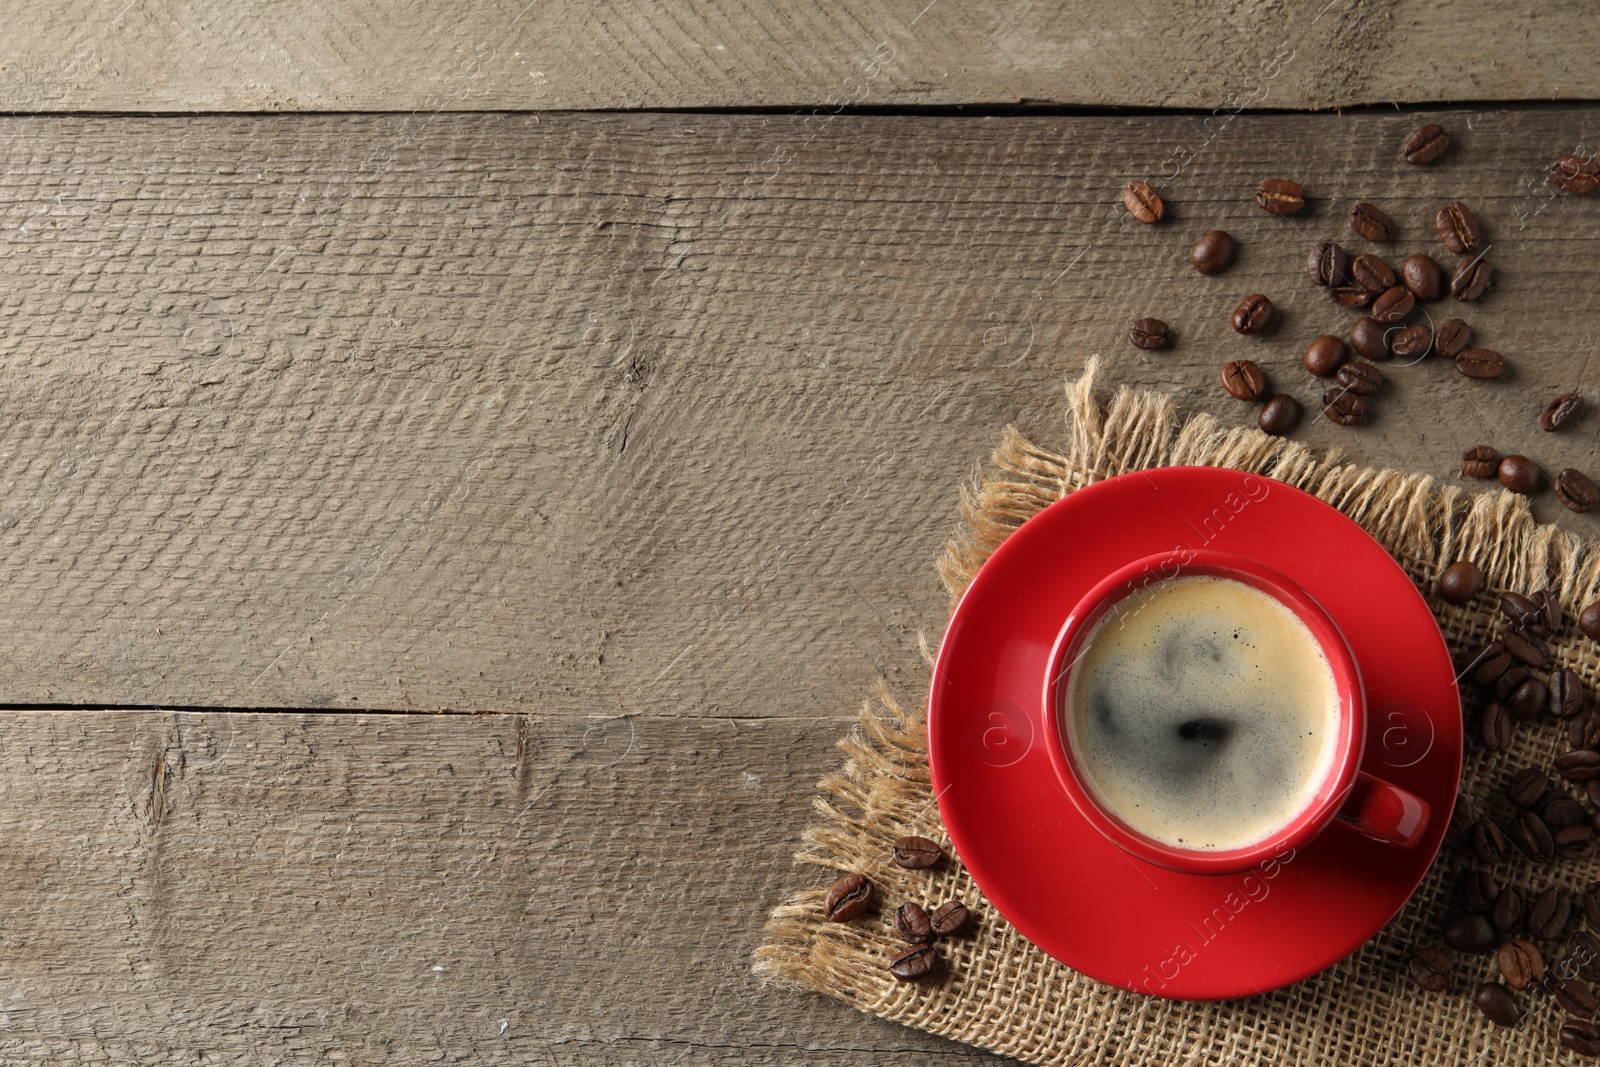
[
  {"xmin": 7, "ymin": 1, "xmax": 1600, "ymax": 112},
  {"xmin": 0, "ymin": 108, "xmax": 1595, "ymax": 712},
  {"xmin": 0, "ymin": 709, "xmax": 1004, "ymax": 1064}
]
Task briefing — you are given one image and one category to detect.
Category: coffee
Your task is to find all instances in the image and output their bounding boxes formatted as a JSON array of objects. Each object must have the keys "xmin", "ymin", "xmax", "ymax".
[{"xmin": 1063, "ymin": 575, "xmax": 1340, "ymax": 851}]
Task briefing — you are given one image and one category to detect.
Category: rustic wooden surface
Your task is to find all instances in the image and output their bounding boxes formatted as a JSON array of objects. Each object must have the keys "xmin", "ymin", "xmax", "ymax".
[
  {"xmin": 5, "ymin": 1, "xmax": 1600, "ymax": 112},
  {"xmin": 2, "ymin": 105, "xmax": 1600, "ymax": 1061}
]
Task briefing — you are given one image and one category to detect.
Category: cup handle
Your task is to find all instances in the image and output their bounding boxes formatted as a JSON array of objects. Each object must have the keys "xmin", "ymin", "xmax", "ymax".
[{"xmin": 1335, "ymin": 771, "xmax": 1431, "ymax": 848}]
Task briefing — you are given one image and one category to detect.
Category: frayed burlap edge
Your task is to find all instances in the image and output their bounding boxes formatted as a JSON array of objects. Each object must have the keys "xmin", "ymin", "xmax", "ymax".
[{"xmin": 753, "ymin": 357, "xmax": 1600, "ymax": 1067}]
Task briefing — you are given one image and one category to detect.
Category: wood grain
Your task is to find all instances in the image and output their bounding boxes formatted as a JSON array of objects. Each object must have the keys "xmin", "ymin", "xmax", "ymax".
[
  {"xmin": 0, "ymin": 109, "xmax": 1598, "ymax": 712},
  {"xmin": 6, "ymin": 1, "xmax": 1600, "ymax": 112}
]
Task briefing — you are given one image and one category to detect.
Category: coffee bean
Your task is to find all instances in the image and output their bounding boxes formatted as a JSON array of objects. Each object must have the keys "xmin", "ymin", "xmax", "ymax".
[
  {"xmin": 1308, "ymin": 241, "xmax": 1350, "ymax": 287},
  {"xmin": 1403, "ymin": 123, "xmax": 1450, "ymax": 164},
  {"xmin": 1495, "ymin": 886, "xmax": 1526, "ymax": 934},
  {"xmin": 1481, "ymin": 701, "xmax": 1514, "ymax": 751},
  {"xmin": 1457, "ymin": 348, "xmax": 1505, "ymax": 380},
  {"xmin": 1330, "ymin": 284, "xmax": 1374, "ymax": 308},
  {"xmin": 1471, "ymin": 648, "xmax": 1514, "ymax": 686},
  {"xmin": 894, "ymin": 902, "xmax": 933, "ymax": 942},
  {"xmin": 1407, "ymin": 946, "xmax": 1452, "ymax": 992},
  {"xmin": 1448, "ymin": 796, "xmax": 1472, "ymax": 843},
  {"xmin": 1561, "ymin": 1020, "xmax": 1600, "ymax": 1056},
  {"xmin": 888, "ymin": 943, "xmax": 940, "ymax": 981},
  {"xmin": 1498, "ymin": 454, "xmax": 1541, "ymax": 494},
  {"xmin": 1452, "ymin": 258, "xmax": 1494, "ymax": 301},
  {"xmin": 1543, "ymin": 392, "xmax": 1585, "ymax": 431},
  {"xmin": 1496, "ymin": 665, "xmax": 1531, "ymax": 703},
  {"xmin": 824, "ymin": 873, "xmax": 874, "ymax": 921},
  {"xmin": 1510, "ymin": 810, "xmax": 1555, "ymax": 860},
  {"xmin": 1349, "ymin": 201, "xmax": 1393, "ymax": 241},
  {"xmin": 1558, "ymin": 469, "xmax": 1600, "ymax": 513},
  {"xmin": 1436, "ymin": 318, "xmax": 1472, "ymax": 359},
  {"xmin": 1464, "ymin": 869, "xmax": 1501, "ymax": 910},
  {"xmin": 1258, "ymin": 395, "xmax": 1300, "ymax": 436},
  {"xmin": 1472, "ymin": 818, "xmax": 1508, "ymax": 864},
  {"xmin": 1321, "ymin": 388, "xmax": 1365, "ymax": 426},
  {"xmin": 1391, "ymin": 324, "xmax": 1432, "ymax": 360},
  {"xmin": 1446, "ymin": 910, "xmax": 1498, "ymax": 952},
  {"xmin": 1255, "ymin": 178, "xmax": 1305, "ymax": 215},
  {"xmin": 1560, "ymin": 824, "xmax": 1597, "ymax": 859},
  {"xmin": 1351, "ymin": 253, "xmax": 1395, "ymax": 293},
  {"xmin": 1574, "ymin": 710, "xmax": 1600, "ymax": 750},
  {"xmin": 1462, "ymin": 445, "xmax": 1500, "ymax": 478},
  {"xmin": 1582, "ymin": 602, "xmax": 1600, "ymax": 641},
  {"xmin": 1549, "ymin": 795, "xmax": 1588, "ymax": 827},
  {"xmin": 1232, "ymin": 294, "xmax": 1272, "ymax": 334},
  {"xmin": 1303, "ymin": 335, "xmax": 1348, "ymax": 376},
  {"xmin": 1372, "ymin": 285, "xmax": 1415, "ymax": 324},
  {"xmin": 1509, "ymin": 767, "xmax": 1550, "ymax": 808},
  {"xmin": 1122, "ymin": 180, "xmax": 1164, "ymax": 223},
  {"xmin": 1438, "ymin": 560, "xmax": 1484, "ymax": 604},
  {"xmin": 1512, "ymin": 676, "xmax": 1550, "ymax": 721},
  {"xmin": 1336, "ymin": 360, "xmax": 1383, "ymax": 395},
  {"xmin": 1554, "ymin": 976, "xmax": 1600, "ymax": 1019},
  {"xmin": 1552, "ymin": 155, "xmax": 1600, "ymax": 195},
  {"xmin": 1536, "ymin": 589, "xmax": 1565, "ymax": 635},
  {"xmin": 1575, "ymin": 931, "xmax": 1600, "ymax": 982},
  {"xmin": 1128, "ymin": 317, "xmax": 1170, "ymax": 350},
  {"xmin": 1559, "ymin": 750, "xmax": 1600, "ymax": 782},
  {"xmin": 1436, "ymin": 200, "xmax": 1483, "ymax": 255},
  {"xmin": 1584, "ymin": 883, "xmax": 1600, "ymax": 931},
  {"xmin": 1503, "ymin": 629, "xmax": 1548, "ymax": 668},
  {"xmin": 1502, "ymin": 591, "xmax": 1540, "ymax": 627},
  {"xmin": 1498, "ymin": 938, "xmax": 1545, "ymax": 989},
  {"xmin": 892, "ymin": 835, "xmax": 943, "ymax": 869},
  {"xmin": 930, "ymin": 901, "xmax": 971, "ymax": 937},
  {"xmin": 1474, "ymin": 981, "xmax": 1524, "ymax": 1026},
  {"xmin": 1553, "ymin": 669, "xmax": 1588, "ymax": 719},
  {"xmin": 1401, "ymin": 253, "xmax": 1445, "ymax": 301},
  {"xmin": 1222, "ymin": 359, "xmax": 1266, "ymax": 400},
  {"xmin": 1191, "ymin": 230, "xmax": 1236, "ymax": 274},
  {"xmin": 1533, "ymin": 887, "xmax": 1576, "ymax": 941},
  {"xmin": 1349, "ymin": 317, "xmax": 1390, "ymax": 360}
]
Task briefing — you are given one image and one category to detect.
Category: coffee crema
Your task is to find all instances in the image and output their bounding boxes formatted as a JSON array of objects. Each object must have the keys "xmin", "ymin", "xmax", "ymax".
[{"xmin": 1062, "ymin": 575, "xmax": 1341, "ymax": 851}]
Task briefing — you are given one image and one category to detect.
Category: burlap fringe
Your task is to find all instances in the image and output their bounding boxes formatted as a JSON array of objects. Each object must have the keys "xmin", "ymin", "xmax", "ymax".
[{"xmin": 752, "ymin": 357, "xmax": 1600, "ymax": 1065}]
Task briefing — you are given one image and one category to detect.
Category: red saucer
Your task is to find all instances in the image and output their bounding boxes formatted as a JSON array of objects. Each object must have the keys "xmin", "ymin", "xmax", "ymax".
[{"xmin": 928, "ymin": 466, "xmax": 1461, "ymax": 999}]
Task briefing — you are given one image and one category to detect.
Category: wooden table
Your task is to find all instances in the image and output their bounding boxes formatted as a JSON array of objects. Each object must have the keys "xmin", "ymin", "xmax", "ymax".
[{"xmin": 4, "ymin": 4, "xmax": 1600, "ymax": 1062}]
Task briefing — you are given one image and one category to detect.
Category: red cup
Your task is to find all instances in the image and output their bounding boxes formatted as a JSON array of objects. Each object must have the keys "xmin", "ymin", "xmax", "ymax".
[{"xmin": 1042, "ymin": 549, "xmax": 1430, "ymax": 875}]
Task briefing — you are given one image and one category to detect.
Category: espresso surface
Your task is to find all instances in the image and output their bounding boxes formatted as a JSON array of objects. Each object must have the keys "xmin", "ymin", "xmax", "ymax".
[{"xmin": 1064, "ymin": 575, "xmax": 1340, "ymax": 851}]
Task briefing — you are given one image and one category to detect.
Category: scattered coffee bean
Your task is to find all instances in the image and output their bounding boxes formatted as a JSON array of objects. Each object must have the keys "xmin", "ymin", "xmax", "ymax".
[
  {"xmin": 1532, "ymin": 887, "xmax": 1576, "ymax": 940},
  {"xmin": 1391, "ymin": 324, "xmax": 1432, "ymax": 360},
  {"xmin": 1574, "ymin": 931, "xmax": 1600, "ymax": 982},
  {"xmin": 1581, "ymin": 602, "xmax": 1600, "ymax": 641},
  {"xmin": 1543, "ymin": 392, "xmax": 1585, "ymax": 431},
  {"xmin": 1498, "ymin": 938, "xmax": 1545, "ymax": 989},
  {"xmin": 888, "ymin": 942, "xmax": 940, "ymax": 981},
  {"xmin": 1308, "ymin": 241, "xmax": 1350, "ymax": 287},
  {"xmin": 1232, "ymin": 294, "xmax": 1273, "ymax": 334},
  {"xmin": 1474, "ymin": 980, "xmax": 1524, "ymax": 1026},
  {"xmin": 1372, "ymin": 285, "xmax": 1415, "ymax": 324},
  {"xmin": 894, "ymin": 902, "xmax": 933, "ymax": 943},
  {"xmin": 1436, "ymin": 200, "xmax": 1483, "ymax": 255},
  {"xmin": 1498, "ymin": 454, "xmax": 1541, "ymax": 494},
  {"xmin": 1561, "ymin": 1020, "xmax": 1600, "ymax": 1057},
  {"xmin": 1446, "ymin": 910, "xmax": 1499, "ymax": 952},
  {"xmin": 1536, "ymin": 589, "xmax": 1565, "ymax": 635},
  {"xmin": 1548, "ymin": 795, "xmax": 1587, "ymax": 827},
  {"xmin": 1495, "ymin": 886, "xmax": 1526, "ymax": 934},
  {"xmin": 1553, "ymin": 669, "xmax": 1588, "ymax": 719},
  {"xmin": 1128, "ymin": 317, "xmax": 1170, "ymax": 350},
  {"xmin": 1574, "ymin": 710, "xmax": 1600, "ymax": 750},
  {"xmin": 1435, "ymin": 318, "xmax": 1472, "ymax": 359},
  {"xmin": 1352, "ymin": 253, "xmax": 1396, "ymax": 293},
  {"xmin": 930, "ymin": 901, "xmax": 971, "ymax": 937},
  {"xmin": 1122, "ymin": 180, "xmax": 1164, "ymax": 223},
  {"xmin": 1472, "ymin": 646, "xmax": 1514, "ymax": 686},
  {"xmin": 1554, "ymin": 976, "xmax": 1600, "ymax": 1019},
  {"xmin": 1585, "ymin": 883, "xmax": 1600, "ymax": 930},
  {"xmin": 1558, "ymin": 469, "xmax": 1600, "ymax": 513},
  {"xmin": 1496, "ymin": 665, "xmax": 1532, "ymax": 702},
  {"xmin": 1255, "ymin": 178, "xmax": 1305, "ymax": 215},
  {"xmin": 1512, "ymin": 677, "xmax": 1550, "ymax": 722},
  {"xmin": 892, "ymin": 835, "xmax": 943, "ymax": 869},
  {"xmin": 1509, "ymin": 809, "xmax": 1555, "ymax": 860},
  {"xmin": 1191, "ymin": 230, "xmax": 1236, "ymax": 274},
  {"xmin": 1462, "ymin": 445, "xmax": 1500, "ymax": 478},
  {"xmin": 1222, "ymin": 359, "xmax": 1267, "ymax": 400},
  {"xmin": 824, "ymin": 873, "xmax": 874, "ymax": 921},
  {"xmin": 1401, "ymin": 253, "xmax": 1445, "ymax": 301},
  {"xmin": 1503, "ymin": 629, "xmax": 1548, "ymax": 668},
  {"xmin": 1552, "ymin": 155, "xmax": 1600, "ymax": 195},
  {"xmin": 1452, "ymin": 257, "xmax": 1494, "ymax": 301},
  {"xmin": 1438, "ymin": 560, "xmax": 1484, "ymax": 604},
  {"xmin": 1448, "ymin": 796, "xmax": 1472, "ymax": 843},
  {"xmin": 1321, "ymin": 388, "xmax": 1366, "ymax": 426},
  {"xmin": 1258, "ymin": 394, "xmax": 1300, "ymax": 436},
  {"xmin": 1558, "ymin": 750, "xmax": 1600, "ymax": 782},
  {"xmin": 1350, "ymin": 317, "xmax": 1390, "ymax": 360},
  {"xmin": 1303, "ymin": 335, "xmax": 1348, "ymax": 376},
  {"xmin": 1482, "ymin": 701, "xmax": 1515, "ymax": 751},
  {"xmin": 1472, "ymin": 818, "xmax": 1509, "ymax": 864},
  {"xmin": 1464, "ymin": 869, "xmax": 1501, "ymax": 910},
  {"xmin": 1349, "ymin": 201, "xmax": 1393, "ymax": 242},
  {"xmin": 1509, "ymin": 767, "xmax": 1550, "ymax": 808},
  {"xmin": 1559, "ymin": 824, "xmax": 1597, "ymax": 859},
  {"xmin": 1502, "ymin": 591, "xmax": 1541, "ymax": 627},
  {"xmin": 1457, "ymin": 348, "xmax": 1505, "ymax": 380},
  {"xmin": 1407, "ymin": 946, "xmax": 1452, "ymax": 992},
  {"xmin": 1403, "ymin": 123, "xmax": 1450, "ymax": 164},
  {"xmin": 1336, "ymin": 360, "xmax": 1383, "ymax": 395},
  {"xmin": 1330, "ymin": 284, "xmax": 1375, "ymax": 308}
]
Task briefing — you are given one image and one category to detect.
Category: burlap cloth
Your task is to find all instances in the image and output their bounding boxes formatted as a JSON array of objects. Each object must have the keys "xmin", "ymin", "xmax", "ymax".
[{"xmin": 754, "ymin": 359, "xmax": 1600, "ymax": 1065}]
